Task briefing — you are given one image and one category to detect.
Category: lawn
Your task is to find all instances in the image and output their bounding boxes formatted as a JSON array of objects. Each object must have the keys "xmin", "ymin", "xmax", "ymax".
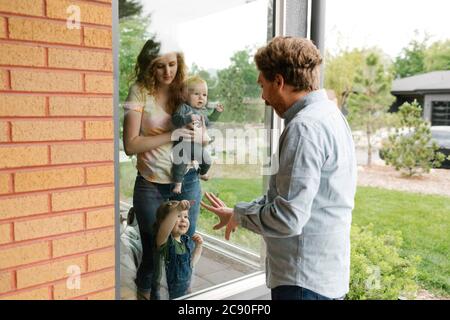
[
  {"xmin": 200, "ymin": 180, "xmax": 450, "ymax": 297},
  {"xmin": 352, "ymin": 186, "xmax": 450, "ymax": 297},
  {"xmin": 120, "ymin": 162, "xmax": 450, "ymax": 296}
]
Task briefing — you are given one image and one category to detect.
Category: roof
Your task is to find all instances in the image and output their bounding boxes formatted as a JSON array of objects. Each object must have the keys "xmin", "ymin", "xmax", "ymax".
[{"xmin": 391, "ymin": 71, "xmax": 450, "ymax": 94}]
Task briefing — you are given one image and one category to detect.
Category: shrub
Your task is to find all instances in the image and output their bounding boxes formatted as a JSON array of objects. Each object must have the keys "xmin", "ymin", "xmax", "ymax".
[
  {"xmin": 348, "ymin": 224, "xmax": 420, "ymax": 300},
  {"xmin": 381, "ymin": 100, "xmax": 446, "ymax": 176}
]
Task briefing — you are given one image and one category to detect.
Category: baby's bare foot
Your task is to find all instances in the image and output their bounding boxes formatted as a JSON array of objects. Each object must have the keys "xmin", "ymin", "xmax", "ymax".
[
  {"xmin": 173, "ymin": 183, "xmax": 182, "ymax": 194},
  {"xmin": 200, "ymin": 174, "xmax": 209, "ymax": 181}
]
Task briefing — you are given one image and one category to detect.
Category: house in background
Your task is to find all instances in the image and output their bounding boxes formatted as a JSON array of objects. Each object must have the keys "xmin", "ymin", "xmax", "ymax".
[{"xmin": 390, "ymin": 71, "xmax": 450, "ymax": 126}]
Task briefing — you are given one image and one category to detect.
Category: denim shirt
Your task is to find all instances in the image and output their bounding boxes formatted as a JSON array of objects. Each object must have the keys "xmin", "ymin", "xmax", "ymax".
[{"xmin": 234, "ymin": 89, "xmax": 357, "ymax": 298}]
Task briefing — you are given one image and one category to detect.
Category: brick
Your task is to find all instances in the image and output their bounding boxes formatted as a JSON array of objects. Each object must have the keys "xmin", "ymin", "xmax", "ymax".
[
  {"xmin": 86, "ymin": 165, "xmax": 113, "ymax": 185},
  {"xmin": 0, "ymin": 95, "xmax": 46, "ymax": 117},
  {"xmin": 84, "ymin": 28, "xmax": 112, "ymax": 48},
  {"xmin": 0, "ymin": 121, "xmax": 7, "ymax": 142},
  {"xmin": 15, "ymin": 167, "xmax": 84, "ymax": 192},
  {"xmin": 86, "ymin": 288, "xmax": 114, "ymax": 300},
  {"xmin": 86, "ymin": 207, "xmax": 114, "ymax": 229},
  {"xmin": 0, "ymin": 17, "xmax": 7, "ymax": 38},
  {"xmin": 51, "ymin": 142, "xmax": 113, "ymax": 164},
  {"xmin": 0, "ymin": 174, "xmax": 10, "ymax": 195},
  {"xmin": 85, "ymin": 74, "xmax": 113, "ymax": 94},
  {"xmin": 0, "ymin": 70, "xmax": 7, "ymax": 90},
  {"xmin": 1, "ymin": 287, "xmax": 49, "ymax": 300},
  {"xmin": 12, "ymin": 120, "xmax": 83, "ymax": 142},
  {"xmin": 0, "ymin": 43, "xmax": 45, "ymax": 67},
  {"xmin": 0, "ymin": 224, "xmax": 11, "ymax": 244},
  {"xmin": 11, "ymin": 70, "xmax": 82, "ymax": 92},
  {"xmin": 0, "ymin": 242, "xmax": 49, "ymax": 269},
  {"xmin": 0, "ymin": 194, "xmax": 48, "ymax": 220},
  {"xmin": 85, "ymin": 120, "xmax": 113, "ymax": 140},
  {"xmin": 48, "ymin": 48, "xmax": 112, "ymax": 71},
  {"xmin": 54, "ymin": 269, "xmax": 114, "ymax": 300},
  {"xmin": 52, "ymin": 228, "xmax": 114, "ymax": 257},
  {"xmin": 52, "ymin": 186, "xmax": 114, "ymax": 212},
  {"xmin": 49, "ymin": 96, "xmax": 113, "ymax": 116},
  {"xmin": 47, "ymin": 0, "xmax": 111, "ymax": 26},
  {"xmin": 14, "ymin": 213, "xmax": 84, "ymax": 241},
  {"xmin": 0, "ymin": 145, "xmax": 48, "ymax": 169},
  {"xmin": 9, "ymin": 17, "xmax": 81, "ymax": 45},
  {"xmin": 87, "ymin": 249, "xmax": 114, "ymax": 271},
  {"xmin": 16, "ymin": 256, "xmax": 85, "ymax": 289},
  {"xmin": 0, "ymin": 272, "xmax": 11, "ymax": 294},
  {"xmin": 0, "ymin": 0, "xmax": 43, "ymax": 17}
]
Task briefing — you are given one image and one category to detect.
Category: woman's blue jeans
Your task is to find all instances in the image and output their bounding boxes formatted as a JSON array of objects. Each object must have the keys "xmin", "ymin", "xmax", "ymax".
[{"xmin": 133, "ymin": 168, "xmax": 201, "ymax": 296}]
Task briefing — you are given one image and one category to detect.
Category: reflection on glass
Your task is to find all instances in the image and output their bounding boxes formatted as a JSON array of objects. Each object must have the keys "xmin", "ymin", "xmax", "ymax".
[{"xmin": 119, "ymin": 0, "xmax": 271, "ymax": 300}]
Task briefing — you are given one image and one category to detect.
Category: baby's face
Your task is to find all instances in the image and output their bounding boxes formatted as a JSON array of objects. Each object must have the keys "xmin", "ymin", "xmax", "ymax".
[{"xmin": 187, "ymin": 82, "xmax": 208, "ymax": 109}]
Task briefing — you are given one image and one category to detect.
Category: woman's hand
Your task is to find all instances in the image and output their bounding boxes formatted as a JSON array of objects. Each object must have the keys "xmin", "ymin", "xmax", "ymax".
[
  {"xmin": 184, "ymin": 120, "xmax": 209, "ymax": 145},
  {"xmin": 171, "ymin": 128, "xmax": 194, "ymax": 142},
  {"xmin": 200, "ymin": 192, "xmax": 238, "ymax": 240},
  {"xmin": 215, "ymin": 103, "xmax": 224, "ymax": 113}
]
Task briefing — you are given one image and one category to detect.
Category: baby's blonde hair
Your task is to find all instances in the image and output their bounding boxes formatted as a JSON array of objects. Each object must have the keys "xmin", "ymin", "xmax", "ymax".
[{"xmin": 186, "ymin": 75, "xmax": 207, "ymax": 91}]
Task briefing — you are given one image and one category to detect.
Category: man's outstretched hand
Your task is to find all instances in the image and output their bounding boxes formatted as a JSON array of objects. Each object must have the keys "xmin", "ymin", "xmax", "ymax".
[{"xmin": 200, "ymin": 192, "xmax": 238, "ymax": 240}]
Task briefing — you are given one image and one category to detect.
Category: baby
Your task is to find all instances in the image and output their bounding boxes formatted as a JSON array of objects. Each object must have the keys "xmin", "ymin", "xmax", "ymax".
[{"xmin": 171, "ymin": 76, "xmax": 223, "ymax": 193}]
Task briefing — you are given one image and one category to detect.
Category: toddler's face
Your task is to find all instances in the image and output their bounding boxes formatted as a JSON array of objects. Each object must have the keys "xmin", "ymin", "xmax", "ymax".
[
  {"xmin": 171, "ymin": 210, "xmax": 190, "ymax": 236},
  {"xmin": 187, "ymin": 82, "xmax": 208, "ymax": 109}
]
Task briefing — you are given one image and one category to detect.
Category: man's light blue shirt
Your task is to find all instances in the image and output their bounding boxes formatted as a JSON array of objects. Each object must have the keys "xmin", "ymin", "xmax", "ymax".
[{"xmin": 234, "ymin": 89, "xmax": 357, "ymax": 298}]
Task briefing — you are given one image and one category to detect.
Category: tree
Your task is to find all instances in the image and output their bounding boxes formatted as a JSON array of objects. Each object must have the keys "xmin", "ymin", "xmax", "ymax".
[
  {"xmin": 324, "ymin": 48, "xmax": 365, "ymax": 108},
  {"xmin": 394, "ymin": 33, "xmax": 450, "ymax": 78},
  {"xmin": 394, "ymin": 32, "xmax": 429, "ymax": 78},
  {"xmin": 348, "ymin": 52, "xmax": 395, "ymax": 166},
  {"xmin": 424, "ymin": 39, "xmax": 450, "ymax": 72},
  {"xmin": 119, "ymin": 14, "xmax": 154, "ymax": 139},
  {"xmin": 214, "ymin": 49, "xmax": 260, "ymax": 122},
  {"xmin": 119, "ymin": 0, "xmax": 143, "ymax": 19},
  {"xmin": 382, "ymin": 101, "xmax": 446, "ymax": 177}
]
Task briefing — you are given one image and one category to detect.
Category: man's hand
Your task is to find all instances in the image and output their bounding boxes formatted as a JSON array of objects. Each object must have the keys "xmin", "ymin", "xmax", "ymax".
[{"xmin": 200, "ymin": 192, "xmax": 238, "ymax": 240}]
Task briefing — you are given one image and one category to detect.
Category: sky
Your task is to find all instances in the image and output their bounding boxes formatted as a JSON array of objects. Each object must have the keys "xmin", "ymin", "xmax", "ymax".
[
  {"xmin": 140, "ymin": 0, "xmax": 450, "ymax": 70},
  {"xmin": 326, "ymin": 0, "xmax": 450, "ymax": 57}
]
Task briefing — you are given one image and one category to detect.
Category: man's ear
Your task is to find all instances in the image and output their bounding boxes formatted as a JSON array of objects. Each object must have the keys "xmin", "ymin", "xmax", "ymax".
[{"xmin": 274, "ymin": 74, "xmax": 284, "ymax": 90}]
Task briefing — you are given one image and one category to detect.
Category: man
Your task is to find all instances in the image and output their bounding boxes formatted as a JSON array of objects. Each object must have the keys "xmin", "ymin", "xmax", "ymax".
[{"xmin": 201, "ymin": 36, "xmax": 357, "ymax": 300}]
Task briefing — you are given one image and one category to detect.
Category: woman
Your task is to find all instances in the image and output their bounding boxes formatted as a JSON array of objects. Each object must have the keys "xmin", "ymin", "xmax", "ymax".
[{"xmin": 123, "ymin": 39, "xmax": 205, "ymax": 300}]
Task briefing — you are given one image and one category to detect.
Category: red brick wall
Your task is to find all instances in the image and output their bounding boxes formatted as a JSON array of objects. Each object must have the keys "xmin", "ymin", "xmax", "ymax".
[{"xmin": 0, "ymin": 0, "xmax": 115, "ymax": 300}]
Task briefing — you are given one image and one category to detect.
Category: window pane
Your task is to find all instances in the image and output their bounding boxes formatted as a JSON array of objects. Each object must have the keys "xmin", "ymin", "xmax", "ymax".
[{"xmin": 119, "ymin": 0, "xmax": 272, "ymax": 300}]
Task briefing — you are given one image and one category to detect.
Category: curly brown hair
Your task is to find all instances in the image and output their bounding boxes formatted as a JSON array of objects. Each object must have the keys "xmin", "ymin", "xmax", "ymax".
[
  {"xmin": 134, "ymin": 39, "xmax": 187, "ymax": 114},
  {"xmin": 254, "ymin": 36, "xmax": 322, "ymax": 92}
]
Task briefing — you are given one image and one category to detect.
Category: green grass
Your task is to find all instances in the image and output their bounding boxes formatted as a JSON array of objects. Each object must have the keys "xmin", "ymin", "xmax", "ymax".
[
  {"xmin": 352, "ymin": 186, "xmax": 450, "ymax": 297},
  {"xmin": 199, "ymin": 178, "xmax": 264, "ymax": 254},
  {"xmin": 200, "ymin": 180, "xmax": 450, "ymax": 296},
  {"xmin": 120, "ymin": 162, "xmax": 450, "ymax": 296},
  {"xmin": 120, "ymin": 161, "xmax": 136, "ymax": 201}
]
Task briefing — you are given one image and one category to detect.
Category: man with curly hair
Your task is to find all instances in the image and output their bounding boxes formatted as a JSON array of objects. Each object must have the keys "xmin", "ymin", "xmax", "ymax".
[{"xmin": 201, "ymin": 36, "xmax": 357, "ymax": 300}]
